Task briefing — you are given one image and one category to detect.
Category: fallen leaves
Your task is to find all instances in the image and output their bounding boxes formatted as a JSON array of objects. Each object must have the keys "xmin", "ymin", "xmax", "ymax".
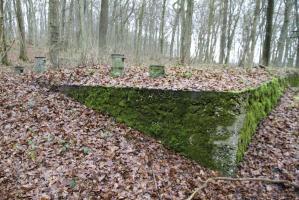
[
  {"xmin": 25, "ymin": 65, "xmax": 279, "ymax": 91},
  {"xmin": 0, "ymin": 70, "xmax": 298, "ymax": 199}
]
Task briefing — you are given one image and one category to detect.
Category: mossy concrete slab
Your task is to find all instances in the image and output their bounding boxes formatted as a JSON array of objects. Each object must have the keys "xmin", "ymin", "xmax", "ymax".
[{"xmin": 57, "ymin": 75, "xmax": 298, "ymax": 175}]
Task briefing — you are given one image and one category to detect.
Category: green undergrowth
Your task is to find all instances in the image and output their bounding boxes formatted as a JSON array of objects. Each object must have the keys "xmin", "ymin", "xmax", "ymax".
[
  {"xmin": 236, "ymin": 78, "xmax": 285, "ymax": 162},
  {"xmin": 237, "ymin": 75, "xmax": 299, "ymax": 162},
  {"xmin": 287, "ymin": 73, "xmax": 299, "ymax": 87},
  {"xmin": 60, "ymin": 74, "xmax": 299, "ymax": 175}
]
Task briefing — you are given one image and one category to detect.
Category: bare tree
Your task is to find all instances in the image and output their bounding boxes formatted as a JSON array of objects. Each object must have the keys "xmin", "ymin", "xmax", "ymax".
[
  {"xmin": 225, "ymin": 0, "xmax": 244, "ymax": 64},
  {"xmin": 0, "ymin": 0, "xmax": 296, "ymax": 68},
  {"xmin": 26, "ymin": 0, "xmax": 34, "ymax": 45},
  {"xmin": 65, "ymin": 0, "xmax": 74, "ymax": 49},
  {"xmin": 274, "ymin": 0, "xmax": 292, "ymax": 66},
  {"xmin": 262, "ymin": 0, "xmax": 274, "ymax": 66},
  {"xmin": 0, "ymin": 0, "xmax": 8, "ymax": 65},
  {"xmin": 205, "ymin": 0, "xmax": 215, "ymax": 63},
  {"xmin": 180, "ymin": 0, "xmax": 194, "ymax": 64},
  {"xmin": 295, "ymin": 0, "xmax": 299, "ymax": 67},
  {"xmin": 60, "ymin": 0, "xmax": 67, "ymax": 48},
  {"xmin": 48, "ymin": 0, "xmax": 60, "ymax": 67},
  {"xmin": 78, "ymin": 0, "xmax": 87, "ymax": 62},
  {"xmin": 135, "ymin": 0, "xmax": 145, "ymax": 59},
  {"xmin": 248, "ymin": 0, "xmax": 261, "ymax": 66},
  {"xmin": 170, "ymin": 1, "xmax": 181, "ymax": 58},
  {"xmin": 159, "ymin": 0, "xmax": 167, "ymax": 54},
  {"xmin": 14, "ymin": 0, "xmax": 28, "ymax": 61},
  {"xmin": 219, "ymin": 0, "xmax": 229, "ymax": 64},
  {"xmin": 99, "ymin": 0, "xmax": 109, "ymax": 51}
]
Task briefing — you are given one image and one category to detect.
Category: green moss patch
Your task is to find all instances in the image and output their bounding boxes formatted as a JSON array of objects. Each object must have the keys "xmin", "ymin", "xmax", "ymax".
[{"xmin": 58, "ymin": 75, "xmax": 298, "ymax": 175}]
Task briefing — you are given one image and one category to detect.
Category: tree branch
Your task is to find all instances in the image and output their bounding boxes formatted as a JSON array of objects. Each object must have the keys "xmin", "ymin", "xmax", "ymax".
[{"xmin": 187, "ymin": 177, "xmax": 299, "ymax": 200}]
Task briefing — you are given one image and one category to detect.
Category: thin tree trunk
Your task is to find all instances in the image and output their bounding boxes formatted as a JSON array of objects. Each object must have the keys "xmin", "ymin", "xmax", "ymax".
[
  {"xmin": 136, "ymin": 0, "xmax": 145, "ymax": 59},
  {"xmin": 225, "ymin": 0, "xmax": 244, "ymax": 64},
  {"xmin": 248, "ymin": 0, "xmax": 261, "ymax": 66},
  {"xmin": 148, "ymin": 0, "xmax": 156, "ymax": 53},
  {"xmin": 78, "ymin": 0, "xmax": 87, "ymax": 62},
  {"xmin": 295, "ymin": 0, "xmax": 299, "ymax": 67},
  {"xmin": 262, "ymin": 0, "xmax": 274, "ymax": 66},
  {"xmin": 180, "ymin": 0, "xmax": 194, "ymax": 64},
  {"xmin": 60, "ymin": 0, "xmax": 67, "ymax": 48},
  {"xmin": 48, "ymin": 0, "xmax": 60, "ymax": 68},
  {"xmin": 99, "ymin": 0, "xmax": 109, "ymax": 51},
  {"xmin": 89, "ymin": 0, "xmax": 94, "ymax": 46},
  {"xmin": 185, "ymin": 0, "xmax": 194, "ymax": 63},
  {"xmin": 180, "ymin": 0, "xmax": 186, "ymax": 64},
  {"xmin": 5, "ymin": 0, "xmax": 14, "ymax": 39},
  {"xmin": 26, "ymin": 0, "xmax": 34, "ymax": 45},
  {"xmin": 219, "ymin": 0, "xmax": 228, "ymax": 64},
  {"xmin": 205, "ymin": 0, "xmax": 215, "ymax": 63},
  {"xmin": 210, "ymin": 17, "xmax": 220, "ymax": 62},
  {"xmin": 159, "ymin": 0, "xmax": 167, "ymax": 54},
  {"xmin": 170, "ymin": 2, "xmax": 180, "ymax": 58},
  {"xmin": 39, "ymin": 2, "xmax": 44, "ymax": 41},
  {"xmin": 274, "ymin": 0, "xmax": 291, "ymax": 66},
  {"xmin": 239, "ymin": 15, "xmax": 251, "ymax": 67},
  {"xmin": 44, "ymin": 0, "xmax": 47, "ymax": 34},
  {"xmin": 0, "ymin": 0, "xmax": 8, "ymax": 65},
  {"xmin": 65, "ymin": 0, "xmax": 74, "ymax": 49},
  {"xmin": 14, "ymin": 0, "xmax": 28, "ymax": 61}
]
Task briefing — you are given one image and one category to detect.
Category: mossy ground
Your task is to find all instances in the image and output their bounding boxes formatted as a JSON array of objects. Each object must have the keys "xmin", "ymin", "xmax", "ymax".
[{"xmin": 61, "ymin": 75, "xmax": 299, "ymax": 175}]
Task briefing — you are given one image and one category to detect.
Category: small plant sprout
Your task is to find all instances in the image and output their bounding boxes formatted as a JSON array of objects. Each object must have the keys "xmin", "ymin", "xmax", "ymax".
[
  {"xmin": 69, "ymin": 178, "xmax": 77, "ymax": 189},
  {"xmin": 82, "ymin": 147, "xmax": 91, "ymax": 155}
]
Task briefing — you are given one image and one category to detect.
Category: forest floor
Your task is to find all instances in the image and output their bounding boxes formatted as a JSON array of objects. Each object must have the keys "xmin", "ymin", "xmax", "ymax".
[
  {"xmin": 5, "ymin": 64, "xmax": 299, "ymax": 91},
  {"xmin": 0, "ymin": 69, "xmax": 298, "ymax": 199}
]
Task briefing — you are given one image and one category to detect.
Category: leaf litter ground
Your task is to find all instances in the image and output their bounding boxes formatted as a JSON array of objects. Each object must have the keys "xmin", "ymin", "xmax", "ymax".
[
  {"xmin": 0, "ymin": 69, "xmax": 298, "ymax": 199},
  {"xmin": 24, "ymin": 65, "xmax": 294, "ymax": 91}
]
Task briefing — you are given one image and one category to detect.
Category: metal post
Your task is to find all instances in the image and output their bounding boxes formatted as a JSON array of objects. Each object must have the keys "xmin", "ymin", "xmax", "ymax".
[
  {"xmin": 111, "ymin": 54, "xmax": 125, "ymax": 77},
  {"xmin": 34, "ymin": 56, "xmax": 47, "ymax": 73}
]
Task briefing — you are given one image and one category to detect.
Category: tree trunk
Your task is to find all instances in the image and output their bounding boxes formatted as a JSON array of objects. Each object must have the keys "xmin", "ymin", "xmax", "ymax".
[
  {"xmin": 159, "ymin": 0, "xmax": 167, "ymax": 54},
  {"xmin": 48, "ymin": 0, "xmax": 60, "ymax": 68},
  {"xmin": 26, "ymin": 0, "xmax": 34, "ymax": 45},
  {"xmin": 78, "ymin": 0, "xmax": 87, "ymax": 62},
  {"xmin": 5, "ymin": 0, "xmax": 14, "ymax": 39},
  {"xmin": 205, "ymin": 0, "xmax": 215, "ymax": 63},
  {"xmin": 185, "ymin": 0, "xmax": 194, "ymax": 63},
  {"xmin": 136, "ymin": 0, "xmax": 145, "ymax": 59},
  {"xmin": 14, "ymin": 0, "xmax": 28, "ymax": 61},
  {"xmin": 89, "ymin": 0, "xmax": 94, "ymax": 46},
  {"xmin": 295, "ymin": 0, "xmax": 299, "ymax": 68},
  {"xmin": 248, "ymin": 0, "xmax": 261, "ymax": 66},
  {"xmin": 274, "ymin": 0, "xmax": 291, "ymax": 66},
  {"xmin": 148, "ymin": 0, "xmax": 156, "ymax": 53},
  {"xmin": 239, "ymin": 15, "xmax": 251, "ymax": 67},
  {"xmin": 262, "ymin": 0, "xmax": 274, "ymax": 66},
  {"xmin": 99, "ymin": 0, "xmax": 109, "ymax": 50},
  {"xmin": 170, "ymin": 2, "xmax": 180, "ymax": 58},
  {"xmin": 219, "ymin": 0, "xmax": 228, "ymax": 64},
  {"xmin": 180, "ymin": 0, "xmax": 194, "ymax": 65},
  {"xmin": 180, "ymin": 0, "xmax": 186, "ymax": 64},
  {"xmin": 0, "ymin": 0, "xmax": 8, "ymax": 65},
  {"xmin": 225, "ymin": 0, "xmax": 244, "ymax": 64},
  {"xmin": 65, "ymin": 0, "xmax": 74, "ymax": 49},
  {"xmin": 39, "ymin": 2, "xmax": 44, "ymax": 40},
  {"xmin": 60, "ymin": 0, "xmax": 67, "ymax": 48}
]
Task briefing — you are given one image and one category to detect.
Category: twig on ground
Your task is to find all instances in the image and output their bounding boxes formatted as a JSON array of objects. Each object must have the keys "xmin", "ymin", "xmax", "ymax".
[
  {"xmin": 148, "ymin": 155, "xmax": 162, "ymax": 200},
  {"xmin": 187, "ymin": 177, "xmax": 299, "ymax": 200},
  {"xmin": 151, "ymin": 166, "xmax": 161, "ymax": 200}
]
